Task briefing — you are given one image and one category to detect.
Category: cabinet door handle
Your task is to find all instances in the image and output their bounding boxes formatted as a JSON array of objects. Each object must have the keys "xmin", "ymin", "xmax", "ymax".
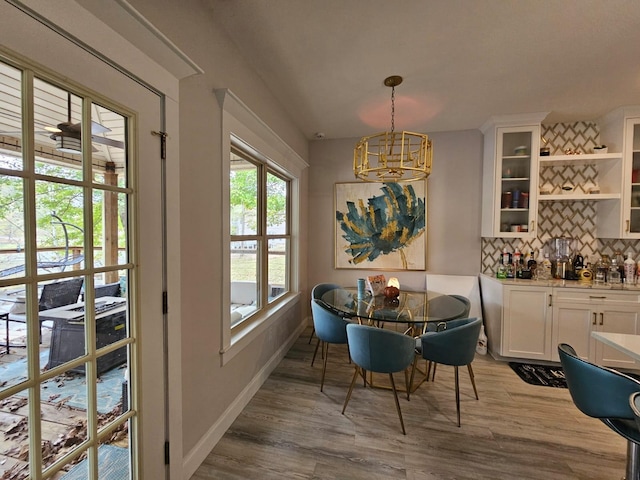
[
  {"xmin": 592, "ymin": 312, "xmax": 597, "ymax": 325},
  {"xmin": 589, "ymin": 296, "xmax": 607, "ymax": 300},
  {"xmin": 530, "ymin": 221, "xmax": 535, "ymax": 233},
  {"xmin": 599, "ymin": 312, "xmax": 604, "ymax": 325},
  {"xmin": 627, "ymin": 219, "xmax": 631, "ymax": 233},
  {"xmin": 548, "ymin": 294, "xmax": 552, "ymax": 307}
]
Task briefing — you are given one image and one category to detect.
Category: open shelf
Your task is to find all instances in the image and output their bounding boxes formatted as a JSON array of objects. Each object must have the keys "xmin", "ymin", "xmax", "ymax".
[{"xmin": 538, "ymin": 193, "xmax": 621, "ymax": 201}]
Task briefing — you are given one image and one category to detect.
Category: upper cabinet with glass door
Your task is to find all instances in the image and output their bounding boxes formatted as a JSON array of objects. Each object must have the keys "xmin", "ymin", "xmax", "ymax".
[
  {"xmin": 596, "ymin": 107, "xmax": 640, "ymax": 238},
  {"xmin": 481, "ymin": 113, "xmax": 547, "ymax": 238},
  {"xmin": 624, "ymin": 117, "xmax": 640, "ymax": 237}
]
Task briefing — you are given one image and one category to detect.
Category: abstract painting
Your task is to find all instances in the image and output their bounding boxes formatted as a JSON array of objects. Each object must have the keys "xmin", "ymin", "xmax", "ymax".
[{"xmin": 335, "ymin": 181, "xmax": 426, "ymax": 270}]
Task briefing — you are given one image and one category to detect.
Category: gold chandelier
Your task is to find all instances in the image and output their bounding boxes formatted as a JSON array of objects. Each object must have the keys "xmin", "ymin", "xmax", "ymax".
[{"xmin": 353, "ymin": 75, "xmax": 432, "ymax": 182}]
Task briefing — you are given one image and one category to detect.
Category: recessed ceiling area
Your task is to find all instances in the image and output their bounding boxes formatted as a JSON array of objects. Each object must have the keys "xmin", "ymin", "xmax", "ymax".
[{"xmin": 206, "ymin": 0, "xmax": 640, "ymax": 140}]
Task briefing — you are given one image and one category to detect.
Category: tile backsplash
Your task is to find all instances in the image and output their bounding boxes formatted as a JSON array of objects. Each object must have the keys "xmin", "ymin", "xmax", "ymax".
[{"xmin": 481, "ymin": 121, "xmax": 640, "ymax": 275}]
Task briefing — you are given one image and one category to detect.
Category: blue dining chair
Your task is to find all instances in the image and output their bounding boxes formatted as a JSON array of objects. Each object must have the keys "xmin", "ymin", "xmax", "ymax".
[
  {"xmin": 415, "ymin": 317, "xmax": 481, "ymax": 427},
  {"xmin": 342, "ymin": 323, "xmax": 416, "ymax": 435},
  {"xmin": 310, "ymin": 299, "xmax": 350, "ymax": 392},
  {"xmin": 559, "ymin": 343, "xmax": 640, "ymax": 480},
  {"xmin": 309, "ymin": 283, "xmax": 342, "ymax": 343}
]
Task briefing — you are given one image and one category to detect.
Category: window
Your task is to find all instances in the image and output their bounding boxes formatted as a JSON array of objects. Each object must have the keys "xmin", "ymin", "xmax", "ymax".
[{"xmin": 229, "ymin": 142, "xmax": 290, "ymax": 328}]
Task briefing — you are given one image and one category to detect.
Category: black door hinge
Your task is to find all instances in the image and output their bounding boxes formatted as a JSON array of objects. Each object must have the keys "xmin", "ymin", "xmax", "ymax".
[{"xmin": 151, "ymin": 131, "xmax": 168, "ymax": 160}]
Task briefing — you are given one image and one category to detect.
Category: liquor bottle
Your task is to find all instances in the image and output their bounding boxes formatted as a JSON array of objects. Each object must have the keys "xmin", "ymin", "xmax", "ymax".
[
  {"xmin": 615, "ymin": 251, "xmax": 625, "ymax": 282},
  {"xmin": 527, "ymin": 250, "xmax": 537, "ymax": 278},
  {"xmin": 624, "ymin": 252, "xmax": 636, "ymax": 285},
  {"xmin": 540, "ymin": 253, "xmax": 552, "ymax": 280},
  {"xmin": 609, "ymin": 256, "xmax": 621, "ymax": 285}
]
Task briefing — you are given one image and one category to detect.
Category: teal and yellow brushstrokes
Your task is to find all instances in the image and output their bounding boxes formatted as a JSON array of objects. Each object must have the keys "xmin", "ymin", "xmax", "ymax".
[{"xmin": 336, "ymin": 183, "xmax": 425, "ymax": 269}]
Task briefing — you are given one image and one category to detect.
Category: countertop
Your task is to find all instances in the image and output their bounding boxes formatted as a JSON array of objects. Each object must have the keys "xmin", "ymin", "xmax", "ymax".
[{"xmin": 479, "ymin": 273, "xmax": 640, "ymax": 291}]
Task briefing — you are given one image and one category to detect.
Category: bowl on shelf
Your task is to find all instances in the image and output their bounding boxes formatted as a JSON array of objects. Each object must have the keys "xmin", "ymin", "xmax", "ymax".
[
  {"xmin": 514, "ymin": 146, "xmax": 528, "ymax": 156},
  {"xmin": 593, "ymin": 145, "xmax": 608, "ymax": 154}
]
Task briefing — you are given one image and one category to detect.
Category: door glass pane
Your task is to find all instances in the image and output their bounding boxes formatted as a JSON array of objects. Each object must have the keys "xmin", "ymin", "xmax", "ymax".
[
  {"xmin": 0, "ymin": 174, "xmax": 25, "ymax": 278},
  {"xmin": 94, "ymin": 190, "xmax": 127, "ymax": 268},
  {"xmin": 0, "ymin": 393, "xmax": 30, "ymax": 477},
  {"xmin": 34, "ymin": 79, "xmax": 83, "ymax": 180},
  {"xmin": 0, "ymin": 61, "xmax": 23, "ymax": 170},
  {"xmin": 92, "ymin": 103, "xmax": 127, "ymax": 188},
  {"xmin": 35, "ymin": 181, "xmax": 85, "ymax": 273}
]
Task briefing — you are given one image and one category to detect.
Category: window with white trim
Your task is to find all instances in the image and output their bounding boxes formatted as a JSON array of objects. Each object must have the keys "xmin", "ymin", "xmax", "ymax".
[{"xmin": 229, "ymin": 141, "xmax": 290, "ymax": 328}]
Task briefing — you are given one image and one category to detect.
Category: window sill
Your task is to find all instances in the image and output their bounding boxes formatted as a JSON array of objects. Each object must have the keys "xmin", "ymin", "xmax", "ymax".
[{"xmin": 220, "ymin": 292, "xmax": 300, "ymax": 365}]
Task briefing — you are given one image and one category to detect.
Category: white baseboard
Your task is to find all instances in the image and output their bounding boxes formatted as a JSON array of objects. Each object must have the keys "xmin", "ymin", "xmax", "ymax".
[{"xmin": 181, "ymin": 318, "xmax": 308, "ymax": 479}]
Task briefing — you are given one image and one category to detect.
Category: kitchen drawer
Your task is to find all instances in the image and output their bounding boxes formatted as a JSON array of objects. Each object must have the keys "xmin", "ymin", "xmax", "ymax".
[{"xmin": 553, "ymin": 289, "xmax": 640, "ymax": 305}]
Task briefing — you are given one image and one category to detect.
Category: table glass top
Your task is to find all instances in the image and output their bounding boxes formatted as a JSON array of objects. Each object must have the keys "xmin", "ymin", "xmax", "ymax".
[{"xmin": 320, "ymin": 287, "xmax": 468, "ymax": 324}]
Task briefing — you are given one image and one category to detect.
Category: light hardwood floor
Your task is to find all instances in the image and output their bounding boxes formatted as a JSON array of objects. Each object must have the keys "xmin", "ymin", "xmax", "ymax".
[{"xmin": 191, "ymin": 327, "xmax": 629, "ymax": 480}]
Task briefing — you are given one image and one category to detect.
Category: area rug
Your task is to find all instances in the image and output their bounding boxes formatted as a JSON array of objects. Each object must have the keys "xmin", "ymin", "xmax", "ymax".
[
  {"xmin": 508, "ymin": 362, "xmax": 567, "ymax": 388},
  {"xmin": 0, "ymin": 351, "xmax": 125, "ymax": 413}
]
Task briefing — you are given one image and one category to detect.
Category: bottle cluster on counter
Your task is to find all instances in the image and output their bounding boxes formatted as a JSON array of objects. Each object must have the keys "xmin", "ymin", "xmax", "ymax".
[{"xmin": 495, "ymin": 248, "xmax": 640, "ymax": 286}]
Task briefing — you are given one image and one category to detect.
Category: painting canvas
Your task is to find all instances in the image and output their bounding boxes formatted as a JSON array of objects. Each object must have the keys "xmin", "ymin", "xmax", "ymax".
[{"xmin": 335, "ymin": 181, "xmax": 426, "ymax": 270}]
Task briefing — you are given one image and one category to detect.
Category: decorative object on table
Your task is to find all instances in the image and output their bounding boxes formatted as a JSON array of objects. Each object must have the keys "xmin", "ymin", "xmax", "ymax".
[
  {"xmin": 384, "ymin": 277, "xmax": 400, "ymax": 300},
  {"xmin": 357, "ymin": 278, "xmax": 366, "ymax": 299},
  {"xmin": 592, "ymin": 144, "xmax": 608, "ymax": 154},
  {"xmin": 366, "ymin": 274, "xmax": 386, "ymax": 296},
  {"xmin": 335, "ymin": 181, "xmax": 426, "ymax": 270},
  {"xmin": 353, "ymin": 75, "xmax": 432, "ymax": 183}
]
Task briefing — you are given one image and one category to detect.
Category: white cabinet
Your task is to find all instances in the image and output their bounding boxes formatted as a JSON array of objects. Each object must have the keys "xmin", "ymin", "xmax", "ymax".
[
  {"xmin": 479, "ymin": 275, "xmax": 640, "ymax": 367},
  {"xmin": 481, "ymin": 113, "xmax": 547, "ymax": 238},
  {"xmin": 551, "ymin": 290, "xmax": 640, "ymax": 368},
  {"xmin": 503, "ymin": 286, "xmax": 552, "ymax": 360}
]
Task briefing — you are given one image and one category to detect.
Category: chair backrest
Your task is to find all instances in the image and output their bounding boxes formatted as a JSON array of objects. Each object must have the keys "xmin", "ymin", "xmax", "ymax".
[
  {"xmin": 419, "ymin": 317, "xmax": 481, "ymax": 366},
  {"xmin": 310, "ymin": 299, "xmax": 350, "ymax": 344},
  {"xmin": 38, "ymin": 277, "xmax": 84, "ymax": 311},
  {"xmin": 425, "ymin": 274, "xmax": 483, "ymax": 321},
  {"xmin": 95, "ymin": 282, "xmax": 121, "ymax": 298},
  {"xmin": 427, "ymin": 294, "xmax": 469, "ymax": 321},
  {"xmin": 311, "ymin": 283, "xmax": 341, "ymax": 301},
  {"xmin": 346, "ymin": 323, "xmax": 416, "ymax": 374},
  {"xmin": 558, "ymin": 343, "xmax": 640, "ymax": 420},
  {"xmin": 631, "ymin": 392, "xmax": 640, "ymax": 432}
]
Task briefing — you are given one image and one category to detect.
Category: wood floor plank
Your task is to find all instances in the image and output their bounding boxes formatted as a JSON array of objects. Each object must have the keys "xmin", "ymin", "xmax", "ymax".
[{"xmin": 191, "ymin": 327, "xmax": 632, "ymax": 480}]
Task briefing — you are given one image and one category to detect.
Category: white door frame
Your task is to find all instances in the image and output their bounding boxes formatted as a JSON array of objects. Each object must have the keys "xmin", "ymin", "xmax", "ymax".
[{"xmin": 1, "ymin": 1, "xmax": 200, "ymax": 478}]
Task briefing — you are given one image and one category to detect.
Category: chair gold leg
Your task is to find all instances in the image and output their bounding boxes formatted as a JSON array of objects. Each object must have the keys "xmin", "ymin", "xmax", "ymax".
[
  {"xmin": 389, "ymin": 373, "xmax": 406, "ymax": 435},
  {"xmin": 308, "ymin": 326, "xmax": 315, "ymax": 344},
  {"xmin": 342, "ymin": 366, "xmax": 360, "ymax": 414},
  {"xmin": 311, "ymin": 338, "xmax": 321, "ymax": 366},
  {"xmin": 454, "ymin": 366, "xmax": 461, "ymax": 427},
  {"xmin": 431, "ymin": 362, "xmax": 438, "ymax": 381},
  {"xmin": 408, "ymin": 355, "xmax": 419, "ymax": 398},
  {"xmin": 320, "ymin": 342, "xmax": 329, "ymax": 392},
  {"xmin": 467, "ymin": 363, "xmax": 479, "ymax": 400},
  {"xmin": 404, "ymin": 367, "xmax": 411, "ymax": 401}
]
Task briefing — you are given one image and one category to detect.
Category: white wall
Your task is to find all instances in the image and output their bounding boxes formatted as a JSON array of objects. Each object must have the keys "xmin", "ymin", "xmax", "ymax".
[
  {"xmin": 121, "ymin": 0, "xmax": 311, "ymax": 474},
  {"xmin": 308, "ymin": 129, "xmax": 484, "ymax": 294}
]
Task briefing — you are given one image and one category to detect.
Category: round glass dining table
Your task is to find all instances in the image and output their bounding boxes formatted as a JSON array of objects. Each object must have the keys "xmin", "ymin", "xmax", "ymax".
[{"xmin": 320, "ymin": 287, "xmax": 468, "ymax": 334}]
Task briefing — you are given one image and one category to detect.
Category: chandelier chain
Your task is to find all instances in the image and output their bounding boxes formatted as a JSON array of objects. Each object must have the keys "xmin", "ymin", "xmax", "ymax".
[{"xmin": 390, "ymin": 86, "xmax": 395, "ymax": 134}]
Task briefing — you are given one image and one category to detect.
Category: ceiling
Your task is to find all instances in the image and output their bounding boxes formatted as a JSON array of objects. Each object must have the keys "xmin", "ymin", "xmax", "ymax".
[{"xmin": 206, "ymin": 0, "xmax": 640, "ymax": 140}]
